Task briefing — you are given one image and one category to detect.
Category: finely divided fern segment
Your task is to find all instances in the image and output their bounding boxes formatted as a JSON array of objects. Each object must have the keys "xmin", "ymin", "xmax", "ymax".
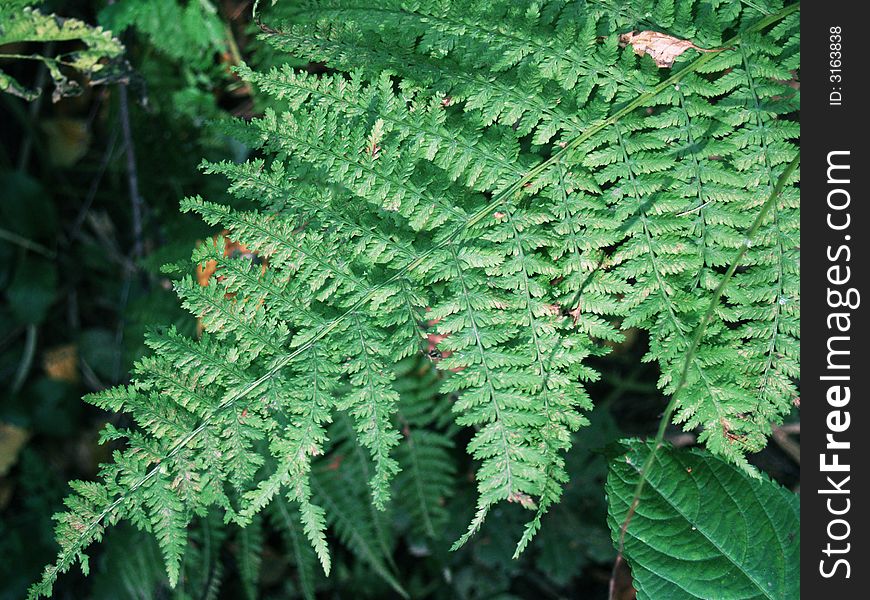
[{"xmin": 29, "ymin": 1, "xmax": 799, "ymax": 596}]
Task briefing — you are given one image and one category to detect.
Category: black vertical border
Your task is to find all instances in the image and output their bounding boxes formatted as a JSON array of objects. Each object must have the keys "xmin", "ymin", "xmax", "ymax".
[{"xmin": 802, "ymin": 1, "xmax": 866, "ymax": 596}]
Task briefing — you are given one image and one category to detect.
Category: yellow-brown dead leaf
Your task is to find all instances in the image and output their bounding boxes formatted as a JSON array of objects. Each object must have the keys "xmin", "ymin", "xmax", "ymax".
[
  {"xmin": 43, "ymin": 343, "xmax": 79, "ymax": 383},
  {"xmin": 619, "ymin": 31, "xmax": 724, "ymax": 68},
  {"xmin": 0, "ymin": 422, "xmax": 30, "ymax": 477}
]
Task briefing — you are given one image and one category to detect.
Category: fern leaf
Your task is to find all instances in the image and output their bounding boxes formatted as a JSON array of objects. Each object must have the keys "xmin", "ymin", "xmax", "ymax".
[
  {"xmin": 0, "ymin": 5, "xmax": 124, "ymax": 101},
  {"xmin": 311, "ymin": 418, "xmax": 407, "ymax": 598}
]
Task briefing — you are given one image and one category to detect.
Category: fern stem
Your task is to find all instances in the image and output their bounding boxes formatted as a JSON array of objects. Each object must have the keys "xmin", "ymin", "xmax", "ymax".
[{"xmin": 613, "ymin": 152, "xmax": 800, "ymax": 565}]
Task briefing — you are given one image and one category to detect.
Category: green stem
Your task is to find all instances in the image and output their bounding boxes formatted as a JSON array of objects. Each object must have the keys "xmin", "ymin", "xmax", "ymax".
[
  {"xmin": 12, "ymin": 324, "xmax": 37, "ymax": 394},
  {"xmin": 0, "ymin": 228, "xmax": 56, "ymax": 259},
  {"xmin": 0, "ymin": 52, "xmax": 78, "ymax": 68}
]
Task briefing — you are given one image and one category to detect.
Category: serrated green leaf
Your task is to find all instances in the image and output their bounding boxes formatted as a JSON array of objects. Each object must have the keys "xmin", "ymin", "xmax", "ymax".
[{"xmin": 606, "ymin": 440, "xmax": 799, "ymax": 600}]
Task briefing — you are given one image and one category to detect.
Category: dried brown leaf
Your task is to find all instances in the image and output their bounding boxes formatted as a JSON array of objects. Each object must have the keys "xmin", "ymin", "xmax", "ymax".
[
  {"xmin": 0, "ymin": 422, "xmax": 30, "ymax": 477},
  {"xmin": 43, "ymin": 343, "xmax": 79, "ymax": 383},
  {"xmin": 618, "ymin": 31, "xmax": 726, "ymax": 68}
]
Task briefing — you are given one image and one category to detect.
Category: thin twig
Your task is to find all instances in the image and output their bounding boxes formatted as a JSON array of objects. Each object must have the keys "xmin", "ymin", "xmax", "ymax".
[
  {"xmin": 67, "ymin": 127, "xmax": 120, "ymax": 244},
  {"xmin": 80, "ymin": 358, "xmax": 107, "ymax": 392},
  {"xmin": 12, "ymin": 325, "xmax": 37, "ymax": 394},
  {"xmin": 0, "ymin": 228, "xmax": 56, "ymax": 259},
  {"xmin": 118, "ymin": 85, "xmax": 145, "ymax": 260},
  {"xmin": 15, "ymin": 43, "xmax": 52, "ymax": 172},
  {"xmin": 778, "ymin": 422, "xmax": 799, "ymax": 435},
  {"xmin": 666, "ymin": 432, "xmax": 697, "ymax": 447},
  {"xmin": 81, "ymin": 212, "xmax": 134, "ymax": 272}
]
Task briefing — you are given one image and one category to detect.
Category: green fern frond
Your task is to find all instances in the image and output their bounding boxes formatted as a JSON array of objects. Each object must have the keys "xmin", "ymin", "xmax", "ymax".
[
  {"xmin": 30, "ymin": 1, "xmax": 800, "ymax": 596},
  {"xmin": 99, "ymin": 0, "xmax": 225, "ymax": 67},
  {"xmin": 0, "ymin": 4, "xmax": 125, "ymax": 101}
]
